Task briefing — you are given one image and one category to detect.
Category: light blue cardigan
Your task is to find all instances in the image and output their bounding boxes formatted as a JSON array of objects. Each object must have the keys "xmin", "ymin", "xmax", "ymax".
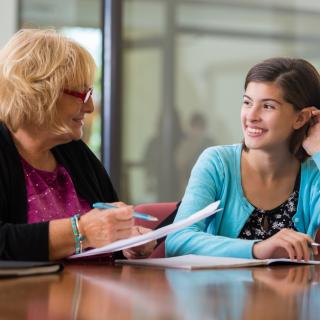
[{"xmin": 166, "ymin": 144, "xmax": 320, "ymax": 259}]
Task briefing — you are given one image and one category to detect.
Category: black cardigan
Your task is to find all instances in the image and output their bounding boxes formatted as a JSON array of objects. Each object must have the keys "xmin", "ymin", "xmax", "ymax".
[{"xmin": 0, "ymin": 123, "xmax": 118, "ymax": 260}]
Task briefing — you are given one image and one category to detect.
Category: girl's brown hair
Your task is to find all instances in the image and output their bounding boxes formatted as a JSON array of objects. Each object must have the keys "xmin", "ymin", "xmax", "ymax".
[{"xmin": 244, "ymin": 57, "xmax": 320, "ymax": 161}]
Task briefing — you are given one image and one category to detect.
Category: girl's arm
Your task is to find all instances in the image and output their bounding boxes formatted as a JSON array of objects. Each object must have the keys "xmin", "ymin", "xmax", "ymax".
[{"xmin": 166, "ymin": 148, "xmax": 257, "ymax": 259}]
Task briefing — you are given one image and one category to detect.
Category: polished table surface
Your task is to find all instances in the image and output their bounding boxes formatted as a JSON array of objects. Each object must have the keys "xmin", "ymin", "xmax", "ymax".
[{"xmin": 0, "ymin": 262, "xmax": 319, "ymax": 320}]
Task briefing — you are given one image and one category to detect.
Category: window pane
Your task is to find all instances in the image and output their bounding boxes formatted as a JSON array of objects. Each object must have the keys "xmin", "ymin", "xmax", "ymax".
[
  {"xmin": 20, "ymin": 0, "xmax": 102, "ymax": 158},
  {"xmin": 121, "ymin": 0, "xmax": 320, "ymax": 204}
]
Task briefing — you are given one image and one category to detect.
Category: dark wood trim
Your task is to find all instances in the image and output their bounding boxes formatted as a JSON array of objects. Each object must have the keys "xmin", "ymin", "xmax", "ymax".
[
  {"xmin": 102, "ymin": 0, "xmax": 123, "ymax": 192},
  {"xmin": 17, "ymin": 0, "xmax": 22, "ymax": 28},
  {"xmin": 157, "ymin": 0, "xmax": 179, "ymax": 201}
]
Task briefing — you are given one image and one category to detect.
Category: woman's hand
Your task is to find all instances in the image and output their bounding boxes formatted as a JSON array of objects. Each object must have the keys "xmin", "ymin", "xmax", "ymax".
[
  {"xmin": 302, "ymin": 108, "xmax": 320, "ymax": 156},
  {"xmin": 79, "ymin": 206, "xmax": 134, "ymax": 249},
  {"xmin": 253, "ymin": 229, "xmax": 318, "ymax": 261},
  {"xmin": 122, "ymin": 226, "xmax": 157, "ymax": 259}
]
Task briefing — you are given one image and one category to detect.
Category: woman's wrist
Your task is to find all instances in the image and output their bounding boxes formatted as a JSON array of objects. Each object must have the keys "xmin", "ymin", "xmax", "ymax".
[
  {"xmin": 48, "ymin": 218, "xmax": 78, "ymax": 260},
  {"xmin": 77, "ymin": 216, "xmax": 89, "ymax": 250},
  {"xmin": 70, "ymin": 214, "xmax": 86, "ymax": 254}
]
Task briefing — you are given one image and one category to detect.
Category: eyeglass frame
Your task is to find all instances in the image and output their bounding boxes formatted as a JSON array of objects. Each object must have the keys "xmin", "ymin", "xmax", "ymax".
[{"xmin": 63, "ymin": 87, "xmax": 93, "ymax": 103}]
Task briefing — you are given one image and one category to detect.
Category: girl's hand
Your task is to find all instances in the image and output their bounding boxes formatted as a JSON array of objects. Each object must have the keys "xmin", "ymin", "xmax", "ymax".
[
  {"xmin": 302, "ymin": 108, "xmax": 320, "ymax": 156},
  {"xmin": 122, "ymin": 226, "xmax": 157, "ymax": 259},
  {"xmin": 253, "ymin": 228, "xmax": 318, "ymax": 261}
]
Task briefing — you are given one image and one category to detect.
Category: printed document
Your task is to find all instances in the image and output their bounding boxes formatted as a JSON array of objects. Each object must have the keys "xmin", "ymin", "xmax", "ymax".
[{"xmin": 68, "ymin": 201, "xmax": 221, "ymax": 259}]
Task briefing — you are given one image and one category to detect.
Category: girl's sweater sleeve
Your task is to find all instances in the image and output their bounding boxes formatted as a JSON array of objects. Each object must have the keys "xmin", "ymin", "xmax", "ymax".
[{"xmin": 166, "ymin": 148, "xmax": 255, "ymax": 259}]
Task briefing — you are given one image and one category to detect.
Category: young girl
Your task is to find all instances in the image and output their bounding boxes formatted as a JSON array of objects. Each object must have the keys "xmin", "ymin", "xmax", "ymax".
[{"xmin": 166, "ymin": 57, "xmax": 320, "ymax": 260}]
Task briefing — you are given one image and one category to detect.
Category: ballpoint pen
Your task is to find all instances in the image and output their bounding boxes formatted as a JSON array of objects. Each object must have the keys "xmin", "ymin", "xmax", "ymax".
[{"xmin": 92, "ymin": 202, "xmax": 159, "ymax": 222}]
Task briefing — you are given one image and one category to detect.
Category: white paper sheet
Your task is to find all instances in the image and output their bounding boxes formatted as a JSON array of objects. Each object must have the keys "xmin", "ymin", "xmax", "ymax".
[
  {"xmin": 115, "ymin": 254, "xmax": 320, "ymax": 270},
  {"xmin": 68, "ymin": 200, "xmax": 221, "ymax": 259}
]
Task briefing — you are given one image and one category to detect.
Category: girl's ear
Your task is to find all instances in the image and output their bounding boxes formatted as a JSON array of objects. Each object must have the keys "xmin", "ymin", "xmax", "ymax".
[{"xmin": 293, "ymin": 107, "xmax": 314, "ymax": 130}]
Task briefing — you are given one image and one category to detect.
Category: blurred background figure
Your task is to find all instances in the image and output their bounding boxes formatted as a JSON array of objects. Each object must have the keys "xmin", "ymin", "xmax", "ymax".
[
  {"xmin": 175, "ymin": 113, "xmax": 214, "ymax": 197},
  {"xmin": 143, "ymin": 109, "xmax": 184, "ymax": 202}
]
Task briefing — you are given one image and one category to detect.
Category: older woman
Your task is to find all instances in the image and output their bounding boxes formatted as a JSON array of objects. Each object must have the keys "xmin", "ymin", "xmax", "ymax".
[{"xmin": 0, "ymin": 29, "xmax": 154, "ymax": 261}]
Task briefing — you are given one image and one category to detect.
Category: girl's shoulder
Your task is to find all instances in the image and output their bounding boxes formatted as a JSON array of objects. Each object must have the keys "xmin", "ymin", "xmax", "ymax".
[
  {"xmin": 302, "ymin": 155, "xmax": 320, "ymax": 173},
  {"xmin": 301, "ymin": 154, "xmax": 320, "ymax": 188},
  {"xmin": 191, "ymin": 144, "xmax": 241, "ymax": 179},
  {"xmin": 199, "ymin": 144, "xmax": 241, "ymax": 164}
]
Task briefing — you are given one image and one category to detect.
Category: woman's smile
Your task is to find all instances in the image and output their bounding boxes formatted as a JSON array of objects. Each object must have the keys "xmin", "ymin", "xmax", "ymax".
[
  {"xmin": 245, "ymin": 125, "xmax": 267, "ymax": 138},
  {"xmin": 72, "ymin": 117, "xmax": 84, "ymax": 126}
]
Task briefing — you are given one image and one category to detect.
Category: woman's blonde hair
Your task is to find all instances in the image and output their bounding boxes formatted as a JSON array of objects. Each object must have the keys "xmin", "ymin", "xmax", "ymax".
[{"xmin": 0, "ymin": 28, "xmax": 96, "ymax": 132}]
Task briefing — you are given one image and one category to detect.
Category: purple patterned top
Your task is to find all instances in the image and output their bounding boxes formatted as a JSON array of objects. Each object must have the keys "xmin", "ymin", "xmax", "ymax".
[{"xmin": 21, "ymin": 157, "xmax": 91, "ymax": 223}]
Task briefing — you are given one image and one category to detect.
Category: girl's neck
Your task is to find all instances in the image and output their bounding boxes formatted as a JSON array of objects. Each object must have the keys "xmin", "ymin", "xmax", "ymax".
[{"xmin": 242, "ymin": 147, "xmax": 300, "ymax": 181}]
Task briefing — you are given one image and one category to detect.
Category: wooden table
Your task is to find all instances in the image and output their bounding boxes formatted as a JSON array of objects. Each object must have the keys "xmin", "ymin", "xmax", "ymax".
[{"xmin": 0, "ymin": 263, "xmax": 319, "ymax": 320}]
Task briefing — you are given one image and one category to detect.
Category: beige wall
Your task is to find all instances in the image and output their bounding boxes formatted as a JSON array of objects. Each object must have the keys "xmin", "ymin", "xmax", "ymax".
[{"xmin": 0, "ymin": 0, "xmax": 17, "ymax": 48}]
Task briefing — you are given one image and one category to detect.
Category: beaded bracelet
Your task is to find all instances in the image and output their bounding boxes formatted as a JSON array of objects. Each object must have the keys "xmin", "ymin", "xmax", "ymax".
[{"xmin": 70, "ymin": 214, "xmax": 85, "ymax": 254}]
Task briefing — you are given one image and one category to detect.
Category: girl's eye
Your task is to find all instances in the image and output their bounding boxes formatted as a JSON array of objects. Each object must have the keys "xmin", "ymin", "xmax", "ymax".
[
  {"xmin": 264, "ymin": 104, "xmax": 275, "ymax": 109},
  {"xmin": 242, "ymin": 100, "xmax": 251, "ymax": 107}
]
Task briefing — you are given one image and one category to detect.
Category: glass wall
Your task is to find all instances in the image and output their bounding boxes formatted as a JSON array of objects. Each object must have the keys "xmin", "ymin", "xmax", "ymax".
[
  {"xmin": 20, "ymin": 0, "xmax": 103, "ymax": 158},
  {"xmin": 120, "ymin": 0, "xmax": 320, "ymax": 204},
  {"xmin": 19, "ymin": 0, "xmax": 320, "ymax": 204}
]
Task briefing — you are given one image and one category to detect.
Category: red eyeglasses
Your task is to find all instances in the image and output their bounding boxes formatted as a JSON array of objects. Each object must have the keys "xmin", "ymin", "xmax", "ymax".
[{"xmin": 63, "ymin": 88, "xmax": 93, "ymax": 103}]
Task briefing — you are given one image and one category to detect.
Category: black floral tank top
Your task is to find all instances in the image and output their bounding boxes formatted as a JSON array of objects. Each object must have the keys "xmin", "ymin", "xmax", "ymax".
[{"xmin": 239, "ymin": 170, "xmax": 300, "ymax": 240}]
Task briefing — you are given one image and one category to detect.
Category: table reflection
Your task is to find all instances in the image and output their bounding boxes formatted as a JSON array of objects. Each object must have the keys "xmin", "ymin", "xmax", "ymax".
[
  {"xmin": 243, "ymin": 266, "xmax": 320, "ymax": 320},
  {"xmin": 49, "ymin": 264, "xmax": 180, "ymax": 319},
  {"xmin": 0, "ymin": 263, "xmax": 319, "ymax": 320},
  {"xmin": 166, "ymin": 265, "xmax": 320, "ymax": 320},
  {"xmin": 0, "ymin": 273, "xmax": 62, "ymax": 319}
]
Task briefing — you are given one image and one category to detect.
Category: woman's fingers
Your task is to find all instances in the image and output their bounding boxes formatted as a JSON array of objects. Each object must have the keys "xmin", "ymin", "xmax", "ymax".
[
  {"xmin": 122, "ymin": 226, "xmax": 156, "ymax": 258},
  {"xmin": 123, "ymin": 249, "xmax": 135, "ymax": 259},
  {"xmin": 112, "ymin": 206, "xmax": 133, "ymax": 220},
  {"xmin": 116, "ymin": 228, "xmax": 133, "ymax": 241},
  {"xmin": 80, "ymin": 206, "xmax": 134, "ymax": 247},
  {"xmin": 123, "ymin": 248, "xmax": 145, "ymax": 259},
  {"xmin": 100, "ymin": 208, "xmax": 133, "ymax": 229},
  {"xmin": 102, "ymin": 208, "xmax": 134, "ymax": 241},
  {"xmin": 110, "ymin": 201, "xmax": 128, "ymax": 208},
  {"xmin": 136, "ymin": 226, "xmax": 151, "ymax": 235}
]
